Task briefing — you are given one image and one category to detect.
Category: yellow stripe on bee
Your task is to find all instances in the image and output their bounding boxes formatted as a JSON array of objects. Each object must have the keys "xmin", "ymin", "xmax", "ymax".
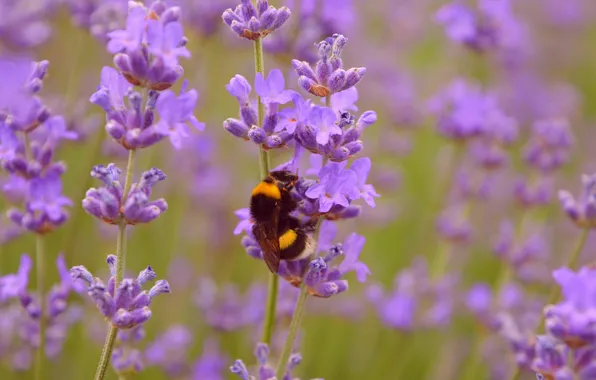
[
  {"xmin": 252, "ymin": 182, "xmax": 281, "ymax": 199},
  {"xmin": 279, "ymin": 229, "xmax": 298, "ymax": 250}
]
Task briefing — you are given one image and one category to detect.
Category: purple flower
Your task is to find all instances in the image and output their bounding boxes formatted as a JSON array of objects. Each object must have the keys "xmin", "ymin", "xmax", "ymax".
[
  {"xmin": 436, "ymin": 0, "xmax": 524, "ymax": 53},
  {"xmin": 230, "ymin": 343, "xmax": 315, "ymax": 380},
  {"xmin": 106, "ymin": 5, "xmax": 146, "ymax": 53},
  {"xmin": 7, "ymin": 170, "xmax": 72, "ymax": 235},
  {"xmin": 349, "ymin": 157, "xmax": 379, "ymax": 207},
  {"xmin": 524, "ymin": 118, "xmax": 573, "ymax": 173},
  {"xmin": 305, "ymin": 161, "xmax": 359, "ymax": 213},
  {"xmin": 0, "ymin": 254, "xmax": 32, "ymax": 302},
  {"xmin": 292, "ymin": 34, "xmax": 366, "ymax": 97},
  {"xmin": 306, "ymin": 106, "xmax": 340, "ymax": 145},
  {"xmin": 276, "ymin": 93, "xmax": 311, "ymax": 134},
  {"xmin": 82, "ymin": 164, "xmax": 168, "ymax": 225},
  {"xmin": 254, "ymin": 69, "xmax": 295, "ymax": 105},
  {"xmin": 558, "ymin": 174, "xmax": 596, "ymax": 229},
  {"xmin": 194, "ymin": 277, "xmax": 265, "ymax": 331},
  {"xmin": 108, "ymin": 2, "xmax": 188, "ymax": 91},
  {"xmin": 222, "ymin": 0, "xmax": 291, "ymax": 40},
  {"xmin": 0, "ymin": 122, "xmax": 20, "ymax": 162},
  {"xmin": 145, "ymin": 325, "xmax": 193, "ymax": 376},
  {"xmin": 146, "ymin": 20, "xmax": 190, "ymax": 67},
  {"xmin": 192, "ymin": 339, "xmax": 227, "ymax": 380},
  {"xmin": 155, "ymin": 82, "xmax": 205, "ymax": 149},
  {"xmin": 226, "ymin": 74, "xmax": 252, "ymax": 105},
  {"xmin": 71, "ymin": 255, "xmax": 170, "ymax": 329},
  {"xmin": 0, "ymin": 1, "xmax": 54, "ymax": 48},
  {"xmin": 0, "ymin": 253, "xmax": 83, "ymax": 366},
  {"xmin": 531, "ymin": 335, "xmax": 573, "ymax": 380},
  {"xmin": 545, "ymin": 266, "xmax": 596, "ymax": 348}
]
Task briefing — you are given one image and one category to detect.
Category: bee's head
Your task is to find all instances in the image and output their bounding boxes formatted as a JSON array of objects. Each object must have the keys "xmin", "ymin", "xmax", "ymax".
[{"xmin": 269, "ymin": 170, "xmax": 299, "ymax": 190}]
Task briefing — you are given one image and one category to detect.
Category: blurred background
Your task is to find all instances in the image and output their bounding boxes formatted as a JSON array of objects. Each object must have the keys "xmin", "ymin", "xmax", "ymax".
[{"xmin": 2, "ymin": 0, "xmax": 596, "ymax": 379}]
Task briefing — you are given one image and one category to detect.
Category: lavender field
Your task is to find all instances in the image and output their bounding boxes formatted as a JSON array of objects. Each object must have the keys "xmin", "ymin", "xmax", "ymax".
[{"xmin": 2, "ymin": 1, "xmax": 596, "ymax": 379}]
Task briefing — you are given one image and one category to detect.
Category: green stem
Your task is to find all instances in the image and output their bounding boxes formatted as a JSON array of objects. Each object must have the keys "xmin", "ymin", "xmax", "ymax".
[
  {"xmin": 34, "ymin": 235, "xmax": 45, "ymax": 380},
  {"xmin": 253, "ymin": 33, "xmax": 278, "ymax": 345},
  {"xmin": 94, "ymin": 149, "xmax": 136, "ymax": 380},
  {"xmin": 276, "ymin": 219, "xmax": 324, "ymax": 377}
]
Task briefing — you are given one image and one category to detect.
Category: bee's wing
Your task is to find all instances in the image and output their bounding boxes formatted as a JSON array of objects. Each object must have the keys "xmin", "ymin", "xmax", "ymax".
[{"xmin": 253, "ymin": 222, "xmax": 280, "ymax": 274}]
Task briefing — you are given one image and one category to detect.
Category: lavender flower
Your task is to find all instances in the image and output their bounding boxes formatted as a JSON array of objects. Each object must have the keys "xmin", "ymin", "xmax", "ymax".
[
  {"xmin": 66, "ymin": 0, "xmax": 128, "ymax": 42},
  {"xmin": 531, "ymin": 335, "xmax": 573, "ymax": 379},
  {"xmin": 82, "ymin": 164, "xmax": 168, "ymax": 225},
  {"xmin": 71, "ymin": 255, "xmax": 170, "ymax": 329},
  {"xmin": 436, "ymin": 0, "xmax": 525, "ymax": 53},
  {"xmin": 145, "ymin": 325, "xmax": 192, "ymax": 376},
  {"xmin": 292, "ymin": 34, "xmax": 365, "ymax": 97},
  {"xmin": 112, "ymin": 326, "xmax": 144, "ymax": 374},
  {"xmin": 223, "ymin": 71, "xmax": 295, "ymax": 149},
  {"xmin": 544, "ymin": 266, "xmax": 596, "ymax": 349},
  {"xmin": 108, "ymin": 1, "xmax": 189, "ymax": 91},
  {"xmin": 230, "ymin": 343, "xmax": 319, "ymax": 380},
  {"xmin": 192, "ymin": 339, "xmax": 227, "ymax": 380},
  {"xmin": 524, "ymin": 119, "xmax": 574, "ymax": 173},
  {"xmin": 222, "ymin": 0, "xmax": 291, "ymax": 40},
  {"xmin": 194, "ymin": 277, "xmax": 265, "ymax": 331},
  {"xmin": 0, "ymin": 1, "xmax": 55, "ymax": 48},
  {"xmin": 0, "ymin": 254, "xmax": 82, "ymax": 369},
  {"xmin": 558, "ymin": 174, "xmax": 596, "ymax": 229}
]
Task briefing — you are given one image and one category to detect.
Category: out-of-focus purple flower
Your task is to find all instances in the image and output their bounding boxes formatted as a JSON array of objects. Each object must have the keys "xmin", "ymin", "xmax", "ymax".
[
  {"xmin": 82, "ymin": 164, "xmax": 168, "ymax": 225},
  {"xmin": 558, "ymin": 174, "xmax": 596, "ymax": 229},
  {"xmin": 66, "ymin": 0, "xmax": 128, "ymax": 42},
  {"xmin": 544, "ymin": 266, "xmax": 596, "ymax": 348},
  {"xmin": 531, "ymin": 335, "xmax": 573, "ymax": 380},
  {"xmin": 106, "ymin": 5, "xmax": 146, "ymax": 53},
  {"xmin": 155, "ymin": 82, "xmax": 205, "ymax": 149},
  {"xmin": 71, "ymin": 255, "xmax": 170, "ymax": 329},
  {"xmin": 349, "ymin": 157, "xmax": 379, "ymax": 208},
  {"xmin": 192, "ymin": 339, "xmax": 227, "ymax": 380},
  {"xmin": 222, "ymin": 0, "xmax": 291, "ymax": 40},
  {"xmin": 524, "ymin": 119, "xmax": 573, "ymax": 173},
  {"xmin": 7, "ymin": 170, "xmax": 72, "ymax": 235},
  {"xmin": 108, "ymin": 2, "xmax": 188, "ymax": 91},
  {"xmin": 230, "ymin": 343, "xmax": 316, "ymax": 380},
  {"xmin": 436, "ymin": 0, "xmax": 525, "ymax": 54},
  {"xmin": 0, "ymin": 0, "xmax": 55, "ymax": 48},
  {"xmin": 255, "ymin": 69, "xmax": 295, "ymax": 105},
  {"xmin": 112, "ymin": 326, "xmax": 144, "ymax": 374},
  {"xmin": 194, "ymin": 277, "xmax": 265, "ymax": 331},
  {"xmin": 263, "ymin": 0, "xmax": 355, "ymax": 61},
  {"xmin": 292, "ymin": 34, "xmax": 365, "ymax": 97},
  {"xmin": 515, "ymin": 177, "xmax": 553, "ymax": 208},
  {"xmin": 0, "ymin": 253, "xmax": 83, "ymax": 367},
  {"xmin": 429, "ymin": 79, "xmax": 516, "ymax": 147},
  {"xmin": 145, "ymin": 325, "xmax": 193, "ymax": 376},
  {"xmin": 436, "ymin": 205, "xmax": 472, "ymax": 243}
]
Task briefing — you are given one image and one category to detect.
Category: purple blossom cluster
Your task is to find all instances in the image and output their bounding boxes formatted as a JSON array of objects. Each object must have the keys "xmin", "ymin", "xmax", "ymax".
[
  {"xmin": 1, "ymin": 58, "xmax": 77, "ymax": 235},
  {"xmin": 71, "ymin": 255, "xmax": 170, "ymax": 330},
  {"xmin": 532, "ymin": 266, "xmax": 596, "ymax": 378},
  {"xmin": 222, "ymin": 0, "xmax": 291, "ymax": 41},
  {"xmin": 0, "ymin": 254, "xmax": 83, "ymax": 371},
  {"xmin": 436, "ymin": 0, "xmax": 525, "ymax": 54},
  {"xmin": 223, "ymin": 35, "xmax": 374, "ymax": 160},
  {"xmin": 82, "ymin": 164, "xmax": 168, "ymax": 225},
  {"xmin": 230, "ymin": 343, "xmax": 318, "ymax": 380},
  {"xmin": 367, "ymin": 257, "xmax": 458, "ymax": 329},
  {"xmin": 90, "ymin": 1, "xmax": 204, "ymax": 151}
]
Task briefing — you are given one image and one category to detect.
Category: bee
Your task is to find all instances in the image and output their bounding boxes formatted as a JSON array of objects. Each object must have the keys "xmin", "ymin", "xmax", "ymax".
[{"xmin": 250, "ymin": 170, "xmax": 316, "ymax": 273}]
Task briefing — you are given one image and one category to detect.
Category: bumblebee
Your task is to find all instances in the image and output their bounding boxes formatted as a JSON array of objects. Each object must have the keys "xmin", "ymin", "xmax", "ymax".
[{"xmin": 250, "ymin": 170, "xmax": 316, "ymax": 273}]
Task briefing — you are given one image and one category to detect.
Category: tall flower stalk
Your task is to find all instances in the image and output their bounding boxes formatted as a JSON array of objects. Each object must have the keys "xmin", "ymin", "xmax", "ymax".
[
  {"xmin": 82, "ymin": 2, "xmax": 201, "ymax": 378},
  {"xmin": 222, "ymin": 0, "xmax": 292, "ymax": 346}
]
